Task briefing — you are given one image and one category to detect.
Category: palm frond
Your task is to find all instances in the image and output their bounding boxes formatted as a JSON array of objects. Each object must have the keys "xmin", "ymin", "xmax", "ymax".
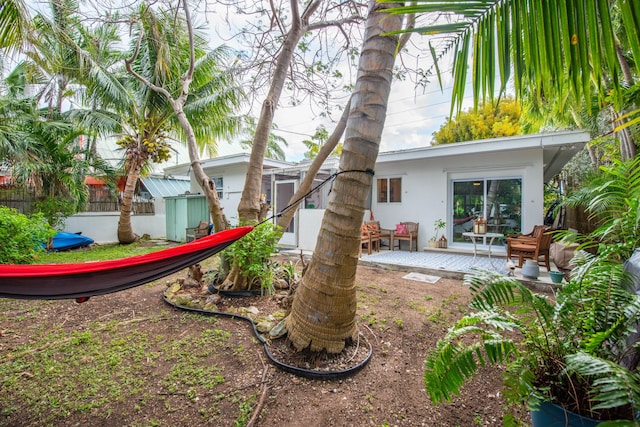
[
  {"xmin": 425, "ymin": 338, "xmax": 518, "ymax": 404},
  {"xmin": 379, "ymin": 0, "xmax": 640, "ymax": 115},
  {"xmin": 0, "ymin": 0, "xmax": 29, "ymax": 52}
]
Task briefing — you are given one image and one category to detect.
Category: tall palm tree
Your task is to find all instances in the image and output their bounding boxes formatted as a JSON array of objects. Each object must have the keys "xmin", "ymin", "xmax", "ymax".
[
  {"xmin": 4, "ymin": 94, "xmax": 113, "ymax": 230},
  {"xmin": 285, "ymin": 0, "xmax": 406, "ymax": 353},
  {"xmin": 239, "ymin": 117, "xmax": 289, "ymax": 161},
  {"xmin": 75, "ymin": 5, "xmax": 243, "ymax": 243},
  {"xmin": 23, "ymin": 0, "xmax": 84, "ymax": 115},
  {"xmin": 381, "ymin": 0, "xmax": 640, "ymax": 158}
]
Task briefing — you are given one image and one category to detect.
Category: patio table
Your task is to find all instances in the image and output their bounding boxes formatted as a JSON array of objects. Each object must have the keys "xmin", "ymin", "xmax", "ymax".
[{"xmin": 462, "ymin": 231, "xmax": 504, "ymax": 268}]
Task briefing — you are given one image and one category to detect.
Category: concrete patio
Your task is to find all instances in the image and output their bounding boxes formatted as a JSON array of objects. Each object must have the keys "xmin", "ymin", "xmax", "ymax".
[{"xmin": 359, "ymin": 246, "xmax": 563, "ymax": 293}]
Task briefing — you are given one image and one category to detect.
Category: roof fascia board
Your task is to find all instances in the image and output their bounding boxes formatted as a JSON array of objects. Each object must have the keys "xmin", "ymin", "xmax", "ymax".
[{"xmin": 377, "ymin": 130, "xmax": 589, "ymax": 163}]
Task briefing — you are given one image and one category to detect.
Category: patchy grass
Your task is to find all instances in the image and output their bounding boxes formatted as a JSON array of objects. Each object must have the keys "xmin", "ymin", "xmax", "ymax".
[
  {"xmin": 35, "ymin": 240, "xmax": 176, "ymax": 264},
  {"xmin": 0, "ymin": 305, "xmax": 250, "ymax": 426}
]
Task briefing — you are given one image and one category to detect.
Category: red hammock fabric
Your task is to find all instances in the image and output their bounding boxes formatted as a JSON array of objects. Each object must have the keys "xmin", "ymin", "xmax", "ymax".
[{"xmin": 0, "ymin": 226, "xmax": 253, "ymax": 301}]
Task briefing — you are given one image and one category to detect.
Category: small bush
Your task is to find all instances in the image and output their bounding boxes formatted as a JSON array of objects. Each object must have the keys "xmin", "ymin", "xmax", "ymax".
[
  {"xmin": 222, "ymin": 222, "xmax": 280, "ymax": 291},
  {"xmin": 0, "ymin": 206, "xmax": 55, "ymax": 264}
]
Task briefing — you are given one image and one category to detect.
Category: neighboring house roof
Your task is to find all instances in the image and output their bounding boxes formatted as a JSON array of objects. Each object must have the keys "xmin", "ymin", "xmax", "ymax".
[
  {"xmin": 140, "ymin": 176, "xmax": 191, "ymax": 198},
  {"xmin": 164, "ymin": 153, "xmax": 294, "ymax": 177}
]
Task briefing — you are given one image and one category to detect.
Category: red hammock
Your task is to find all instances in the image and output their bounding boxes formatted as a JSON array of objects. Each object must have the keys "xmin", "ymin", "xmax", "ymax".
[
  {"xmin": 453, "ymin": 215, "xmax": 477, "ymax": 225},
  {"xmin": 0, "ymin": 226, "xmax": 253, "ymax": 301}
]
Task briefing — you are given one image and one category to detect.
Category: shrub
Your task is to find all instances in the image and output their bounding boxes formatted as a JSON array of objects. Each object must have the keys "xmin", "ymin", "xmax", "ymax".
[
  {"xmin": 222, "ymin": 222, "xmax": 280, "ymax": 292},
  {"xmin": 0, "ymin": 206, "xmax": 55, "ymax": 264}
]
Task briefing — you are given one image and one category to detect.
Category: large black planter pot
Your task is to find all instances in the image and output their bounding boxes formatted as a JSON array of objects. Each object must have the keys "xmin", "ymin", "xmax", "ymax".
[{"xmin": 530, "ymin": 402, "xmax": 599, "ymax": 427}]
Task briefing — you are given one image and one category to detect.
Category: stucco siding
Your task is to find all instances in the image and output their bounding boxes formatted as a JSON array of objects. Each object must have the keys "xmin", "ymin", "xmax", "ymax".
[{"xmin": 371, "ymin": 147, "xmax": 545, "ymax": 250}]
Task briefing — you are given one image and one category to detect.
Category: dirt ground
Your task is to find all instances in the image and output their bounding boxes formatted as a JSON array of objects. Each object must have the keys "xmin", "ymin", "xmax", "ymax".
[{"xmin": 0, "ymin": 255, "xmax": 529, "ymax": 427}]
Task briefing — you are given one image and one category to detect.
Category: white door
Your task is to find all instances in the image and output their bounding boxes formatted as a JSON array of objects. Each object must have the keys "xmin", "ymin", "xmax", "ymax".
[{"xmin": 275, "ymin": 180, "xmax": 297, "ymax": 246}]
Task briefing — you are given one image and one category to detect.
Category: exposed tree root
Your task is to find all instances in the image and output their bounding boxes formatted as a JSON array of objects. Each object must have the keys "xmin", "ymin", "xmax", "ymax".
[{"xmin": 247, "ymin": 352, "xmax": 270, "ymax": 427}]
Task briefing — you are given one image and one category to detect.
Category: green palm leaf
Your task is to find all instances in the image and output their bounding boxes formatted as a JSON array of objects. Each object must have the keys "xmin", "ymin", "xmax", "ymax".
[{"xmin": 380, "ymin": 0, "xmax": 640, "ymax": 114}]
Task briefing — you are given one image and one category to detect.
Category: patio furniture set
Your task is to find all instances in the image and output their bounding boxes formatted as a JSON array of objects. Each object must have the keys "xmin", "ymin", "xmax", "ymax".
[
  {"xmin": 361, "ymin": 220, "xmax": 555, "ymax": 277},
  {"xmin": 360, "ymin": 221, "xmax": 419, "ymax": 256}
]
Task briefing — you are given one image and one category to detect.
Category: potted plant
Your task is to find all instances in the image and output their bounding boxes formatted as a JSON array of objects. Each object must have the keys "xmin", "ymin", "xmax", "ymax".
[
  {"xmin": 429, "ymin": 218, "xmax": 446, "ymax": 248},
  {"xmin": 424, "ymin": 253, "xmax": 640, "ymax": 425},
  {"xmin": 424, "ymin": 157, "xmax": 640, "ymax": 425}
]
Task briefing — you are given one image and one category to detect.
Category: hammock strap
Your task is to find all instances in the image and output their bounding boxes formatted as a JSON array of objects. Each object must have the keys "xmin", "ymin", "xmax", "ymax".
[{"xmin": 257, "ymin": 168, "xmax": 375, "ymax": 227}]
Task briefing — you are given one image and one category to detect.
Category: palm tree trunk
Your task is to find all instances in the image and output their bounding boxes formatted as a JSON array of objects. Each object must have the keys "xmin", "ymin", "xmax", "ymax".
[
  {"xmin": 286, "ymin": 0, "xmax": 404, "ymax": 354},
  {"xmin": 117, "ymin": 162, "xmax": 141, "ymax": 243}
]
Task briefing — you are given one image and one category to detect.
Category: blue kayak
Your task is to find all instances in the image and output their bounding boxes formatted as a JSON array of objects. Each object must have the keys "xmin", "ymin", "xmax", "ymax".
[{"xmin": 49, "ymin": 232, "xmax": 95, "ymax": 251}]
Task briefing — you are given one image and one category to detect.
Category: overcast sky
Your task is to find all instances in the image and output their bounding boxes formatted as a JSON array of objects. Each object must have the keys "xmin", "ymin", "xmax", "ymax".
[
  {"xmin": 211, "ymin": 63, "xmax": 475, "ymax": 162},
  {"xmin": 202, "ymin": 4, "xmax": 475, "ymax": 163},
  {"xmin": 22, "ymin": 0, "xmax": 474, "ymax": 164}
]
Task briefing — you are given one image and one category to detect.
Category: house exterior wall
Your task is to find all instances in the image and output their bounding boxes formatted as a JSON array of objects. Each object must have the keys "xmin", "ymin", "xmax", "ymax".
[
  {"xmin": 193, "ymin": 163, "xmax": 249, "ymax": 226},
  {"xmin": 371, "ymin": 148, "xmax": 544, "ymax": 249},
  {"xmin": 166, "ymin": 132, "xmax": 587, "ymax": 252}
]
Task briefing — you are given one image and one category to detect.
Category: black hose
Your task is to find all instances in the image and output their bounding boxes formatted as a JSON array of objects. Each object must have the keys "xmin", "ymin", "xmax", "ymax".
[{"xmin": 162, "ymin": 294, "xmax": 372, "ymax": 380}]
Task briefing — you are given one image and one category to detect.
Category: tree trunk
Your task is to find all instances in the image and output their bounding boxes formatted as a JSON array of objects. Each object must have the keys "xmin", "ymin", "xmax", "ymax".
[
  {"xmin": 227, "ymin": 3, "xmax": 312, "ymax": 291},
  {"xmin": 117, "ymin": 162, "xmax": 141, "ymax": 243},
  {"xmin": 275, "ymin": 96, "xmax": 351, "ymax": 233},
  {"xmin": 286, "ymin": 0, "xmax": 404, "ymax": 354},
  {"xmin": 175, "ymin": 109, "xmax": 228, "ymax": 232},
  {"xmin": 236, "ymin": 8, "xmax": 309, "ymax": 224}
]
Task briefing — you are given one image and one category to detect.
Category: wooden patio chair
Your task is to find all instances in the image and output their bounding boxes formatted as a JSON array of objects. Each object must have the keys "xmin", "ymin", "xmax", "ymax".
[
  {"xmin": 360, "ymin": 224, "xmax": 380, "ymax": 257},
  {"xmin": 186, "ymin": 221, "xmax": 210, "ymax": 242},
  {"xmin": 392, "ymin": 222, "xmax": 419, "ymax": 252},
  {"xmin": 506, "ymin": 224, "xmax": 547, "ymax": 244},
  {"xmin": 507, "ymin": 226, "xmax": 553, "ymax": 270},
  {"xmin": 364, "ymin": 220, "xmax": 393, "ymax": 249}
]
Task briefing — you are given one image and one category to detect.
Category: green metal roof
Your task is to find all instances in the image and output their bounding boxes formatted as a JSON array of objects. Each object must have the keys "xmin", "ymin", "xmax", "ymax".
[{"xmin": 140, "ymin": 177, "xmax": 190, "ymax": 198}]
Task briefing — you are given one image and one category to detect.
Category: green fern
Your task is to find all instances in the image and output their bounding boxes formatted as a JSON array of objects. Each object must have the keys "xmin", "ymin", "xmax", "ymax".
[
  {"xmin": 425, "ymin": 157, "xmax": 640, "ymax": 421},
  {"xmin": 425, "ymin": 259, "xmax": 640, "ymax": 420},
  {"xmin": 566, "ymin": 352, "xmax": 640, "ymax": 412}
]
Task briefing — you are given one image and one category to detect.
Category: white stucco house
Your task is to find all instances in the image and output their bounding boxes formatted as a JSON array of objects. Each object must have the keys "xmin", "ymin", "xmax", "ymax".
[{"xmin": 164, "ymin": 130, "xmax": 590, "ymax": 251}]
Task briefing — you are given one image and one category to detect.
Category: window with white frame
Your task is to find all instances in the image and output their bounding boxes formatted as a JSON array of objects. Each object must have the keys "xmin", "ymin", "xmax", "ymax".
[{"xmin": 377, "ymin": 177, "xmax": 402, "ymax": 203}]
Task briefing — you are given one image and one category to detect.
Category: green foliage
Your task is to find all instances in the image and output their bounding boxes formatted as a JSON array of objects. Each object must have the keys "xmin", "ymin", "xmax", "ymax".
[
  {"xmin": 424, "ymin": 251, "xmax": 640, "ymax": 421},
  {"xmin": 238, "ymin": 117, "xmax": 289, "ymax": 161},
  {"xmin": 560, "ymin": 156, "xmax": 640, "ymax": 261},
  {"xmin": 223, "ymin": 223, "xmax": 280, "ymax": 292},
  {"xmin": 382, "ymin": 1, "xmax": 640, "ymax": 118},
  {"xmin": 432, "ymin": 97, "xmax": 523, "ymax": 145},
  {"xmin": 302, "ymin": 125, "xmax": 343, "ymax": 159},
  {"xmin": 431, "ymin": 218, "xmax": 446, "ymax": 241},
  {"xmin": 33, "ymin": 197, "xmax": 76, "ymax": 230},
  {"xmin": 424, "ymin": 159, "xmax": 640, "ymax": 421},
  {"xmin": 0, "ymin": 206, "xmax": 55, "ymax": 264}
]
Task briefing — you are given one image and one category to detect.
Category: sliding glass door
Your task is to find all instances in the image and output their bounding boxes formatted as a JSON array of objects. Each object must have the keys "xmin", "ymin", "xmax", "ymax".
[{"xmin": 451, "ymin": 178, "xmax": 522, "ymax": 244}]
